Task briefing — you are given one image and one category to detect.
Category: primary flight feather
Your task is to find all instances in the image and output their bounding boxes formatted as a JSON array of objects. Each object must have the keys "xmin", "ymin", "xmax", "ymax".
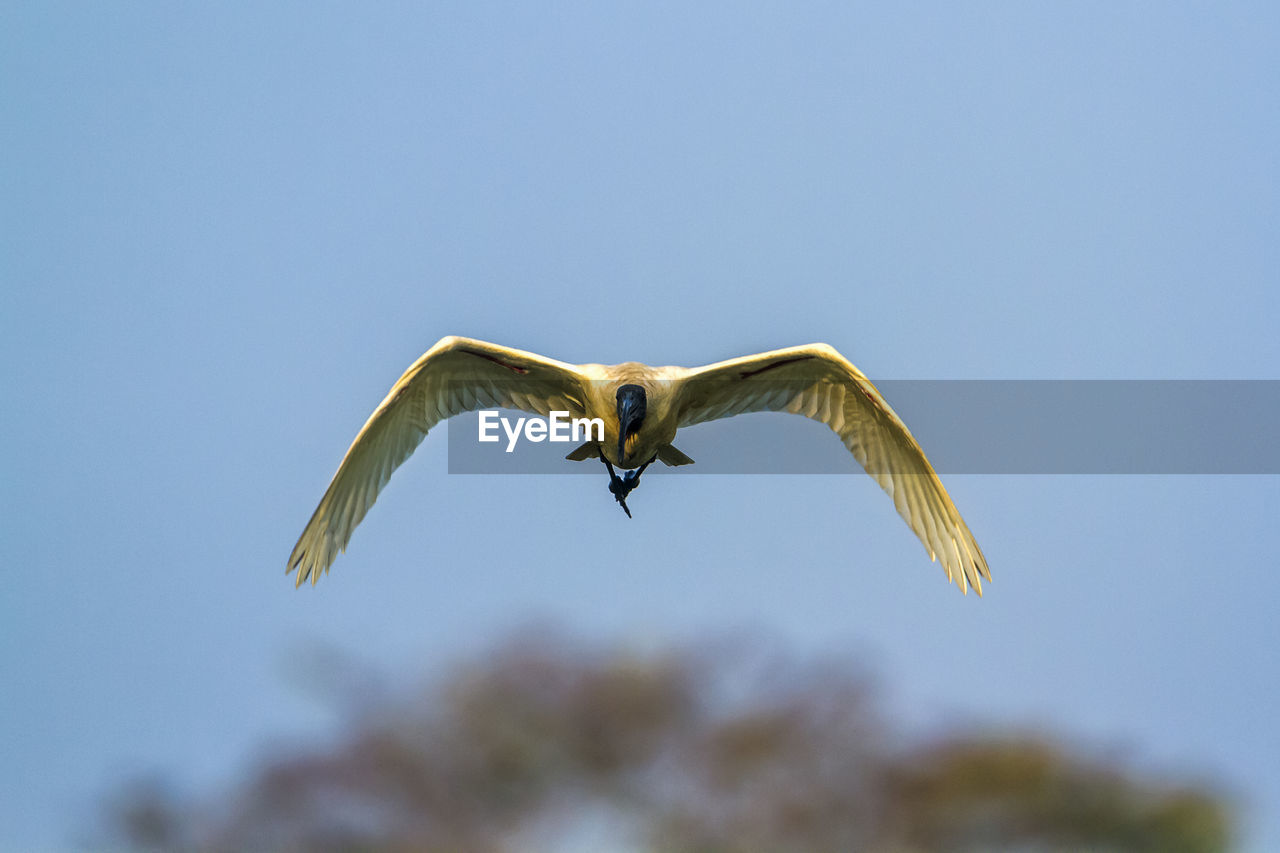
[{"xmin": 288, "ymin": 336, "xmax": 990, "ymax": 594}]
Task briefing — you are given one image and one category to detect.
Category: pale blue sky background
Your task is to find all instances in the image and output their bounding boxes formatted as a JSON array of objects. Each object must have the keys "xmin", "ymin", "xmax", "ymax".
[{"xmin": 3, "ymin": 2, "xmax": 1278, "ymax": 849}]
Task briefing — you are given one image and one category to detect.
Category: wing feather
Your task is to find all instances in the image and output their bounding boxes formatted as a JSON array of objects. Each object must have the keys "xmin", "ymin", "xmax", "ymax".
[
  {"xmin": 675, "ymin": 344, "xmax": 990, "ymax": 594},
  {"xmin": 287, "ymin": 336, "xmax": 587, "ymax": 586}
]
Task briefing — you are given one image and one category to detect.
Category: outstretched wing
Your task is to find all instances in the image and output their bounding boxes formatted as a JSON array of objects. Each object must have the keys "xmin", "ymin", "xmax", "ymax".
[
  {"xmin": 675, "ymin": 344, "xmax": 989, "ymax": 594},
  {"xmin": 288, "ymin": 336, "xmax": 588, "ymax": 586}
]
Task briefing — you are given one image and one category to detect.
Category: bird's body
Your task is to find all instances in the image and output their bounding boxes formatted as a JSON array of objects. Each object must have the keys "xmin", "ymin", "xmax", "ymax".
[
  {"xmin": 289, "ymin": 336, "xmax": 990, "ymax": 594},
  {"xmin": 571, "ymin": 362, "xmax": 686, "ymax": 468}
]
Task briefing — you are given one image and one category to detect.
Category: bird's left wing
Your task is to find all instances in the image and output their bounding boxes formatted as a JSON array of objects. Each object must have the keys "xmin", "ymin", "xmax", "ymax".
[
  {"xmin": 674, "ymin": 344, "xmax": 990, "ymax": 594},
  {"xmin": 288, "ymin": 336, "xmax": 588, "ymax": 586}
]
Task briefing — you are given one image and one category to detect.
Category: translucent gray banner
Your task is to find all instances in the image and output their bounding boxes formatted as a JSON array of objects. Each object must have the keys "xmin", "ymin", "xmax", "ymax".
[{"xmin": 445, "ymin": 380, "xmax": 1280, "ymax": 474}]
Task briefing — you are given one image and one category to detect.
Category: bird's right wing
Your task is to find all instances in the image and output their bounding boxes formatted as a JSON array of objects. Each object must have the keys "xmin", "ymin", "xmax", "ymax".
[
  {"xmin": 288, "ymin": 336, "xmax": 588, "ymax": 586},
  {"xmin": 674, "ymin": 344, "xmax": 989, "ymax": 594}
]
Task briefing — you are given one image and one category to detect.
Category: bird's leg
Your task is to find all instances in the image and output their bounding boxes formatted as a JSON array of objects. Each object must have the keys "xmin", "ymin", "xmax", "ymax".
[
  {"xmin": 601, "ymin": 457, "xmax": 633, "ymax": 518},
  {"xmin": 621, "ymin": 456, "xmax": 655, "ymax": 489},
  {"xmin": 600, "ymin": 454, "xmax": 658, "ymax": 518}
]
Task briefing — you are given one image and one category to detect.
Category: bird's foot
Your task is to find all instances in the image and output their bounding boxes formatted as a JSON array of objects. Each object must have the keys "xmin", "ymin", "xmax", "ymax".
[
  {"xmin": 609, "ymin": 479, "xmax": 634, "ymax": 518},
  {"xmin": 602, "ymin": 457, "xmax": 653, "ymax": 518}
]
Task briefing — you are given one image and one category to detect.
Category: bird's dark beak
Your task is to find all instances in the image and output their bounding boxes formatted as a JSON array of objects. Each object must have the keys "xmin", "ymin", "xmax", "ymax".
[{"xmin": 616, "ymin": 384, "xmax": 647, "ymax": 464}]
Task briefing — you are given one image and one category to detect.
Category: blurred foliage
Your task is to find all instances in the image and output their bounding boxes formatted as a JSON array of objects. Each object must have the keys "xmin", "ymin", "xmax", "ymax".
[{"xmin": 105, "ymin": 630, "xmax": 1232, "ymax": 852}]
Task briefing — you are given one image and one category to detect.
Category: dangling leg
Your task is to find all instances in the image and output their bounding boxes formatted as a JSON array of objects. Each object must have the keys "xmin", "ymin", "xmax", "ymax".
[
  {"xmin": 601, "ymin": 457, "xmax": 633, "ymax": 518},
  {"xmin": 621, "ymin": 456, "xmax": 655, "ymax": 489},
  {"xmin": 601, "ymin": 455, "xmax": 659, "ymax": 518}
]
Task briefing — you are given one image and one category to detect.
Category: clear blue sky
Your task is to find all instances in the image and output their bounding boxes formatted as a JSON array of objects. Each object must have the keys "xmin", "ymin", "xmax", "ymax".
[{"xmin": 3, "ymin": 2, "xmax": 1278, "ymax": 849}]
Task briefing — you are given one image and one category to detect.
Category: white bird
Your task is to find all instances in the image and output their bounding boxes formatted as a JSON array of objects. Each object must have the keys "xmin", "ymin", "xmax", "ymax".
[{"xmin": 288, "ymin": 336, "xmax": 990, "ymax": 594}]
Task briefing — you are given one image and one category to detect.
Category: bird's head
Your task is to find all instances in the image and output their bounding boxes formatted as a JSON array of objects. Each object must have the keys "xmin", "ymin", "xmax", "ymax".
[{"xmin": 615, "ymin": 383, "xmax": 647, "ymax": 465}]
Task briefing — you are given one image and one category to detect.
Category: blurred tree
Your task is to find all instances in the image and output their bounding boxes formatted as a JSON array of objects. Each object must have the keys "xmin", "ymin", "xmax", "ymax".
[{"xmin": 105, "ymin": 631, "xmax": 1232, "ymax": 852}]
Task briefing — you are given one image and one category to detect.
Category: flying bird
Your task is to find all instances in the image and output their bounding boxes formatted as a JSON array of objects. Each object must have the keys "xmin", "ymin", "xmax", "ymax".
[{"xmin": 288, "ymin": 336, "xmax": 990, "ymax": 593}]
